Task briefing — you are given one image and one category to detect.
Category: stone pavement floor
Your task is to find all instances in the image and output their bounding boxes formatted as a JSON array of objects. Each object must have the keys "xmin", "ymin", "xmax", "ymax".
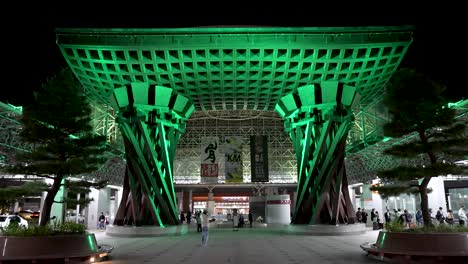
[{"xmin": 95, "ymin": 227, "xmax": 381, "ymax": 264}]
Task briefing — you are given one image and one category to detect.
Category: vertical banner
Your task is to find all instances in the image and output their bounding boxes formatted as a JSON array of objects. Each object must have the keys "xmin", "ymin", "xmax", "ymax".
[
  {"xmin": 224, "ymin": 136, "xmax": 243, "ymax": 183},
  {"xmin": 250, "ymin": 135, "xmax": 269, "ymax": 182},
  {"xmin": 201, "ymin": 137, "xmax": 219, "ymax": 180}
]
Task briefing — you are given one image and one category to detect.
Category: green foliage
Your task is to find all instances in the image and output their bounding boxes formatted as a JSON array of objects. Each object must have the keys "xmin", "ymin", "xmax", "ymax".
[
  {"xmin": 383, "ymin": 127, "xmax": 468, "ymax": 158},
  {"xmin": 384, "ymin": 219, "xmax": 406, "ymax": 232},
  {"xmin": 0, "ymin": 221, "xmax": 86, "ymax": 236},
  {"xmin": 370, "ymin": 184, "xmax": 420, "ymax": 198},
  {"xmin": 385, "ymin": 222, "xmax": 468, "ymax": 233},
  {"xmin": 61, "ymin": 179, "xmax": 107, "ymax": 208},
  {"xmin": 376, "ymin": 68, "xmax": 468, "ymax": 226},
  {"xmin": 0, "ymin": 68, "xmax": 108, "ymax": 226},
  {"xmin": 54, "ymin": 221, "xmax": 87, "ymax": 234},
  {"xmin": 62, "ymin": 197, "xmax": 94, "ymax": 208},
  {"xmin": 377, "ymin": 163, "xmax": 464, "ymax": 181},
  {"xmin": 3, "ymin": 68, "xmax": 107, "ymax": 178},
  {"xmin": 0, "ymin": 181, "xmax": 48, "ymax": 210},
  {"xmin": 383, "ymin": 68, "xmax": 455, "ymax": 136}
]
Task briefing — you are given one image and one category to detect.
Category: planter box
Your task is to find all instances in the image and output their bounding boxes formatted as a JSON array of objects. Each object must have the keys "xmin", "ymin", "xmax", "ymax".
[
  {"xmin": 361, "ymin": 231, "xmax": 468, "ymax": 257},
  {"xmin": 0, "ymin": 233, "xmax": 100, "ymax": 261}
]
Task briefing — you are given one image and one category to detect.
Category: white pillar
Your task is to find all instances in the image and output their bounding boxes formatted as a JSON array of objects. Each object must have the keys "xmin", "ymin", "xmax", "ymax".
[
  {"xmin": 176, "ymin": 192, "xmax": 183, "ymax": 211},
  {"xmin": 111, "ymin": 186, "xmax": 123, "ymax": 223},
  {"xmin": 427, "ymin": 176, "xmax": 447, "ymax": 212},
  {"xmin": 76, "ymin": 193, "xmax": 81, "ymax": 223},
  {"xmin": 207, "ymin": 192, "xmax": 215, "ymax": 216},
  {"xmin": 265, "ymin": 195, "xmax": 291, "ymax": 224},
  {"xmin": 86, "ymin": 187, "xmax": 111, "ymax": 229},
  {"xmin": 13, "ymin": 201, "xmax": 20, "ymax": 213},
  {"xmin": 109, "ymin": 198, "xmax": 116, "ymax": 224},
  {"xmin": 86, "ymin": 188, "xmax": 99, "ymax": 229},
  {"xmin": 189, "ymin": 189, "xmax": 193, "ymax": 212},
  {"xmin": 39, "ymin": 191, "xmax": 47, "ymax": 224},
  {"xmin": 371, "ymin": 190, "xmax": 384, "ymax": 219},
  {"xmin": 50, "ymin": 179, "xmax": 66, "ymax": 224},
  {"xmin": 39, "ymin": 179, "xmax": 66, "ymax": 224}
]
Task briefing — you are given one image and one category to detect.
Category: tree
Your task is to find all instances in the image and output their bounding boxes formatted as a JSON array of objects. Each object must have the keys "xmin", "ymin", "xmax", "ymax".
[
  {"xmin": 371, "ymin": 68, "xmax": 467, "ymax": 227},
  {"xmin": 63, "ymin": 179, "xmax": 107, "ymax": 209},
  {"xmin": 0, "ymin": 181, "xmax": 48, "ymax": 213},
  {"xmin": 2, "ymin": 69, "xmax": 107, "ymax": 226}
]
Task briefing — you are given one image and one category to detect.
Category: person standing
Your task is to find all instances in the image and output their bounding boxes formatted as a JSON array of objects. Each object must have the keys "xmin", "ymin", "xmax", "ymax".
[
  {"xmin": 186, "ymin": 211, "xmax": 192, "ymax": 225},
  {"xmin": 196, "ymin": 211, "xmax": 202, "ymax": 232},
  {"xmin": 239, "ymin": 214, "xmax": 245, "ymax": 228},
  {"xmin": 105, "ymin": 212, "xmax": 110, "ymax": 228},
  {"xmin": 248, "ymin": 211, "xmax": 253, "ymax": 228},
  {"xmin": 384, "ymin": 209, "xmax": 391, "ymax": 224},
  {"xmin": 180, "ymin": 211, "xmax": 185, "ymax": 224},
  {"xmin": 232, "ymin": 210, "xmax": 239, "ymax": 231},
  {"xmin": 415, "ymin": 210, "xmax": 423, "ymax": 226},
  {"xmin": 404, "ymin": 209, "xmax": 413, "ymax": 228},
  {"xmin": 201, "ymin": 209, "xmax": 209, "ymax": 247},
  {"xmin": 436, "ymin": 207, "xmax": 445, "ymax": 224},
  {"xmin": 356, "ymin": 208, "xmax": 362, "ymax": 223},
  {"xmin": 361, "ymin": 209, "xmax": 368, "ymax": 226},
  {"xmin": 458, "ymin": 205, "xmax": 467, "ymax": 226},
  {"xmin": 370, "ymin": 208, "xmax": 376, "ymax": 223},
  {"xmin": 98, "ymin": 212, "xmax": 105, "ymax": 229},
  {"xmin": 446, "ymin": 209, "xmax": 454, "ymax": 225}
]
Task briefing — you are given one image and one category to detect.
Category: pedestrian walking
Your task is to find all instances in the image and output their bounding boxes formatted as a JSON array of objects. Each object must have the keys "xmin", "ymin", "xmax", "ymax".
[
  {"xmin": 458, "ymin": 205, "xmax": 466, "ymax": 226},
  {"xmin": 201, "ymin": 209, "xmax": 209, "ymax": 247}
]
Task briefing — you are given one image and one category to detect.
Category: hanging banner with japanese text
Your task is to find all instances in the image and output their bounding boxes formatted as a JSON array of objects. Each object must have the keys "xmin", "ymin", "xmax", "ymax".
[
  {"xmin": 201, "ymin": 137, "xmax": 219, "ymax": 178},
  {"xmin": 224, "ymin": 136, "xmax": 243, "ymax": 183},
  {"xmin": 250, "ymin": 135, "xmax": 269, "ymax": 182}
]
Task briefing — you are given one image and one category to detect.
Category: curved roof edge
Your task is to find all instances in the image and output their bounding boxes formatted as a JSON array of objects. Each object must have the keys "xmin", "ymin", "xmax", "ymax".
[{"xmin": 56, "ymin": 26, "xmax": 415, "ymax": 35}]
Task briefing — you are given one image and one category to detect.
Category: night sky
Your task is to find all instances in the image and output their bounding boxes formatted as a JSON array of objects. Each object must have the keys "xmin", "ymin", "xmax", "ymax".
[{"xmin": 3, "ymin": 6, "xmax": 465, "ymax": 106}]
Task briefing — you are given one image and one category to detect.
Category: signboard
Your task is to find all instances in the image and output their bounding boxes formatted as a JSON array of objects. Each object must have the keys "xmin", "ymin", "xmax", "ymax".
[
  {"xmin": 224, "ymin": 136, "xmax": 243, "ymax": 183},
  {"xmin": 201, "ymin": 137, "xmax": 219, "ymax": 178},
  {"xmin": 250, "ymin": 135, "xmax": 269, "ymax": 182}
]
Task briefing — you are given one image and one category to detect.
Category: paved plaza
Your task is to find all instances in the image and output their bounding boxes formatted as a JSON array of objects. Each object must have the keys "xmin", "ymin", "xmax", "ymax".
[{"xmin": 95, "ymin": 227, "xmax": 381, "ymax": 264}]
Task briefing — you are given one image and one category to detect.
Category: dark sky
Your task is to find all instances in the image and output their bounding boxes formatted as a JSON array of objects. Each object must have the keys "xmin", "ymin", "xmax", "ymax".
[{"xmin": 3, "ymin": 6, "xmax": 465, "ymax": 106}]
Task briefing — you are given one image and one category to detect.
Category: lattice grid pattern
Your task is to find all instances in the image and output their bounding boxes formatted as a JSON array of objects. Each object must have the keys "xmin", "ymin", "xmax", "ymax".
[
  {"xmin": 345, "ymin": 99, "xmax": 468, "ymax": 183},
  {"xmin": 346, "ymin": 98, "xmax": 389, "ymax": 149},
  {"xmin": 276, "ymin": 83, "xmax": 359, "ymax": 224},
  {"xmin": 174, "ymin": 111, "xmax": 297, "ymax": 184},
  {"xmin": 57, "ymin": 27, "xmax": 412, "ymax": 111},
  {"xmin": 111, "ymin": 84, "xmax": 194, "ymax": 226},
  {"xmin": 0, "ymin": 103, "xmax": 31, "ymax": 159}
]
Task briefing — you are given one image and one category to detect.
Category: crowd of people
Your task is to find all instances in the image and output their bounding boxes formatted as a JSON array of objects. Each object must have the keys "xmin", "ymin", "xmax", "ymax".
[{"xmin": 355, "ymin": 205, "xmax": 467, "ymax": 228}]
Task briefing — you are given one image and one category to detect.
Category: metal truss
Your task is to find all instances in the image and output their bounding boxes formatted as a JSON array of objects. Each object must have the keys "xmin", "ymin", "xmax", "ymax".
[
  {"xmin": 54, "ymin": 26, "xmax": 414, "ymax": 189},
  {"xmin": 56, "ymin": 26, "xmax": 413, "ymax": 111},
  {"xmin": 84, "ymin": 157, "xmax": 126, "ymax": 186},
  {"xmin": 0, "ymin": 101, "xmax": 125, "ymax": 185},
  {"xmin": 0, "ymin": 102, "xmax": 31, "ymax": 165},
  {"xmin": 4, "ymin": 98, "xmax": 464, "ymax": 187},
  {"xmin": 276, "ymin": 82, "xmax": 359, "ymax": 224},
  {"xmin": 346, "ymin": 96, "xmax": 389, "ymax": 152},
  {"xmin": 345, "ymin": 99, "xmax": 468, "ymax": 184},
  {"xmin": 90, "ymin": 101, "xmax": 120, "ymax": 145},
  {"xmin": 174, "ymin": 110, "xmax": 297, "ymax": 184},
  {"xmin": 111, "ymin": 84, "xmax": 194, "ymax": 226}
]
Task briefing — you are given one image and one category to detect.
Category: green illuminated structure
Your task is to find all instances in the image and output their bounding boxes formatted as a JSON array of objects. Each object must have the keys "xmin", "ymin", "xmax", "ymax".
[
  {"xmin": 55, "ymin": 27, "xmax": 413, "ymax": 226},
  {"xmin": 276, "ymin": 82, "xmax": 359, "ymax": 224},
  {"xmin": 110, "ymin": 84, "xmax": 193, "ymax": 226}
]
